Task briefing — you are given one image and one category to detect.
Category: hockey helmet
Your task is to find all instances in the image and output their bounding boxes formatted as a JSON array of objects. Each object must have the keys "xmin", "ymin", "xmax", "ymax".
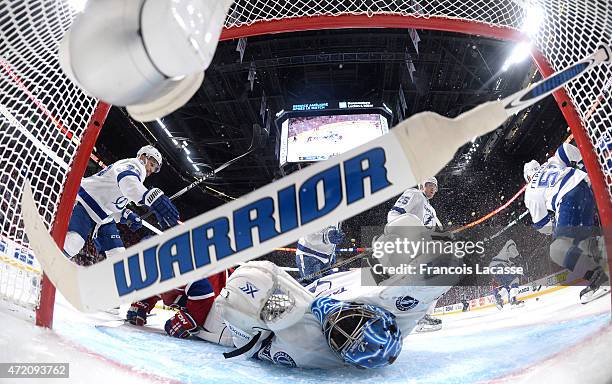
[
  {"xmin": 420, "ymin": 176, "xmax": 438, "ymax": 190},
  {"xmin": 137, "ymin": 145, "xmax": 162, "ymax": 173},
  {"xmin": 554, "ymin": 143, "xmax": 583, "ymax": 169},
  {"xmin": 311, "ymin": 297, "xmax": 402, "ymax": 369},
  {"xmin": 523, "ymin": 160, "xmax": 540, "ymax": 182}
]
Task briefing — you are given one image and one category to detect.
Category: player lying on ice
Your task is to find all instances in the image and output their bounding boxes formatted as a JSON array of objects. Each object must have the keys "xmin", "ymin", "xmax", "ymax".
[
  {"xmin": 214, "ymin": 213, "xmax": 462, "ymax": 369},
  {"xmin": 523, "ymin": 143, "xmax": 609, "ymax": 303},
  {"xmin": 63, "ymin": 145, "xmax": 179, "ymax": 260},
  {"xmin": 126, "ymin": 271, "xmax": 233, "ymax": 346}
]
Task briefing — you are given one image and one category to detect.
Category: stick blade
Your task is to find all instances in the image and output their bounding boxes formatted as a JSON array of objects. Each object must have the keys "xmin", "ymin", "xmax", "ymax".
[{"xmin": 21, "ymin": 180, "xmax": 86, "ymax": 311}]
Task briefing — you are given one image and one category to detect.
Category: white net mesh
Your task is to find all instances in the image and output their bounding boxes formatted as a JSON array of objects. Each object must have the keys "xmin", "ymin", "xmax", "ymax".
[
  {"xmin": 0, "ymin": 1, "xmax": 99, "ymax": 310},
  {"xmin": 224, "ymin": 0, "xmax": 612, "ymax": 202}
]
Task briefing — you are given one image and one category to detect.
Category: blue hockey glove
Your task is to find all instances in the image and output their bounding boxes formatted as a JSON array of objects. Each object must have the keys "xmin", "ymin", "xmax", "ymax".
[
  {"xmin": 120, "ymin": 208, "xmax": 142, "ymax": 231},
  {"xmin": 142, "ymin": 188, "xmax": 179, "ymax": 229},
  {"xmin": 327, "ymin": 228, "xmax": 345, "ymax": 245}
]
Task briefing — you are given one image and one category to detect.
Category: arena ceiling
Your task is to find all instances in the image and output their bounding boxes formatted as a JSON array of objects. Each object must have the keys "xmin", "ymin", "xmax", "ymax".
[{"xmin": 98, "ymin": 28, "xmax": 568, "ymax": 225}]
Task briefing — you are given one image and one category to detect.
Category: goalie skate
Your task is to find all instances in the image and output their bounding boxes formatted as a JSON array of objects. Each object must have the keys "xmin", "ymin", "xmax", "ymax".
[{"xmin": 414, "ymin": 314, "xmax": 442, "ymax": 333}]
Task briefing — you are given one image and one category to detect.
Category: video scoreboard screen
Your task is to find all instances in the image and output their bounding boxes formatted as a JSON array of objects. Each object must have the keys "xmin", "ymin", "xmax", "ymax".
[{"xmin": 276, "ymin": 101, "xmax": 391, "ymax": 166}]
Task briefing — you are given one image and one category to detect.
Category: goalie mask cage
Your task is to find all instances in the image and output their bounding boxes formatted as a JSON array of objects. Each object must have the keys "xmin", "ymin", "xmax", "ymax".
[{"xmin": 0, "ymin": 0, "xmax": 610, "ymax": 328}]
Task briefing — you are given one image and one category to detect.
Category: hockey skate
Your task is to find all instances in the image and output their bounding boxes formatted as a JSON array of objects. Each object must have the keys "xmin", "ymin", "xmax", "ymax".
[
  {"xmin": 510, "ymin": 298, "xmax": 525, "ymax": 308},
  {"xmin": 494, "ymin": 294, "xmax": 504, "ymax": 310},
  {"xmin": 580, "ymin": 267, "xmax": 610, "ymax": 304},
  {"xmin": 414, "ymin": 314, "xmax": 442, "ymax": 333}
]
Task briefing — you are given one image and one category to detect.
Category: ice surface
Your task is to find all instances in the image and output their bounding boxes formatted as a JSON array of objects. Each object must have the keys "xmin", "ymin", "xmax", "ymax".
[{"xmin": 0, "ymin": 286, "xmax": 610, "ymax": 384}]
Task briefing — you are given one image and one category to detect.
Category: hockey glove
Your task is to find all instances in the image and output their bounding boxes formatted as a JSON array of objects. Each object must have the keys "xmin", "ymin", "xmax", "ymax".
[
  {"xmin": 327, "ymin": 228, "xmax": 345, "ymax": 245},
  {"xmin": 165, "ymin": 309, "xmax": 198, "ymax": 339},
  {"xmin": 142, "ymin": 188, "xmax": 179, "ymax": 229},
  {"xmin": 126, "ymin": 301, "xmax": 152, "ymax": 326},
  {"xmin": 120, "ymin": 208, "xmax": 142, "ymax": 232}
]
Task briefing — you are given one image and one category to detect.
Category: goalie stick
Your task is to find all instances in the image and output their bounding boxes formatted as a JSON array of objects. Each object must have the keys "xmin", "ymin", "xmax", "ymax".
[{"xmin": 21, "ymin": 45, "xmax": 611, "ymax": 312}]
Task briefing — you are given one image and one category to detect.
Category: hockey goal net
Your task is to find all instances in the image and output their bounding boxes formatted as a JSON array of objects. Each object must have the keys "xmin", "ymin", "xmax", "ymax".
[{"xmin": 0, "ymin": 0, "xmax": 610, "ymax": 328}]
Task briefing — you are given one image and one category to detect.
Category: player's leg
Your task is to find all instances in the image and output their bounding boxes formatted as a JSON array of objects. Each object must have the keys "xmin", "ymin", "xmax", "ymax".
[
  {"xmin": 508, "ymin": 279, "xmax": 524, "ymax": 307},
  {"xmin": 551, "ymin": 181, "xmax": 608, "ymax": 302},
  {"xmin": 64, "ymin": 202, "xmax": 95, "ymax": 259},
  {"xmin": 94, "ymin": 222, "xmax": 125, "ymax": 258},
  {"xmin": 295, "ymin": 253, "xmax": 329, "ymax": 285}
]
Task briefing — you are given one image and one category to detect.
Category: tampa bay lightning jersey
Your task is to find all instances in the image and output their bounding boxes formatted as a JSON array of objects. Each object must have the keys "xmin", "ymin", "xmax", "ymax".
[
  {"xmin": 227, "ymin": 269, "xmax": 448, "ymax": 368},
  {"xmin": 388, "ymin": 188, "xmax": 438, "ymax": 229},
  {"xmin": 295, "ymin": 226, "xmax": 339, "ymax": 263},
  {"xmin": 77, "ymin": 158, "xmax": 148, "ymax": 224},
  {"xmin": 489, "ymin": 240, "xmax": 520, "ymax": 269},
  {"xmin": 524, "ymin": 160, "xmax": 588, "ymax": 228}
]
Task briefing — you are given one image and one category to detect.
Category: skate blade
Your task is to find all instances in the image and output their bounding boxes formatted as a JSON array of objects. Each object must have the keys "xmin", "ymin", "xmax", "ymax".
[{"xmin": 581, "ymin": 287, "xmax": 610, "ymax": 304}]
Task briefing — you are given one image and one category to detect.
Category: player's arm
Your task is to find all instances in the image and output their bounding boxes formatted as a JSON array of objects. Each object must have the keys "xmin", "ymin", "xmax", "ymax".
[{"xmin": 524, "ymin": 198, "xmax": 553, "ymax": 234}]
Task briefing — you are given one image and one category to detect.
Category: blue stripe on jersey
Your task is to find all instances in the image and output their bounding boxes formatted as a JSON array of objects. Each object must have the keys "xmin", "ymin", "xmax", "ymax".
[
  {"xmin": 117, "ymin": 170, "xmax": 141, "ymax": 183},
  {"xmin": 297, "ymin": 243, "xmax": 332, "ymax": 260},
  {"xmin": 78, "ymin": 187, "xmax": 108, "ymax": 220},
  {"xmin": 391, "ymin": 206, "xmax": 406, "ymax": 215},
  {"xmin": 533, "ymin": 213, "xmax": 551, "ymax": 229},
  {"xmin": 557, "ymin": 145, "xmax": 571, "ymax": 167},
  {"xmin": 551, "ymin": 169, "xmax": 575, "ymax": 210}
]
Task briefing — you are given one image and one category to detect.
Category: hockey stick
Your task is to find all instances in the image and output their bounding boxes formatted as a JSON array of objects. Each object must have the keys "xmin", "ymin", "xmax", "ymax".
[
  {"xmin": 21, "ymin": 45, "xmax": 611, "ymax": 312},
  {"xmin": 297, "ymin": 249, "xmax": 371, "ymax": 283},
  {"xmin": 139, "ymin": 124, "xmax": 267, "ymax": 225}
]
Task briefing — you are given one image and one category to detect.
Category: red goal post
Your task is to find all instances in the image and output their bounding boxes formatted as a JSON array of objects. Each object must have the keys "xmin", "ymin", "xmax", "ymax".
[{"xmin": 1, "ymin": 0, "xmax": 609, "ymax": 329}]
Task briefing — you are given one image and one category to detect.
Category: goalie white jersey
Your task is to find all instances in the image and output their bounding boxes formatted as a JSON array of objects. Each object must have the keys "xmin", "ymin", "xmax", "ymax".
[
  {"xmin": 77, "ymin": 158, "xmax": 148, "ymax": 224},
  {"xmin": 219, "ymin": 262, "xmax": 450, "ymax": 369},
  {"xmin": 524, "ymin": 161, "xmax": 588, "ymax": 228},
  {"xmin": 387, "ymin": 188, "xmax": 438, "ymax": 229}
]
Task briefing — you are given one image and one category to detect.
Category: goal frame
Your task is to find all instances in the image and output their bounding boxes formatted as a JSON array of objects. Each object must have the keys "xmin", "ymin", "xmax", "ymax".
[{"xmin": 36, "ymin": 13, "xmax": 611, "ymax": 327}]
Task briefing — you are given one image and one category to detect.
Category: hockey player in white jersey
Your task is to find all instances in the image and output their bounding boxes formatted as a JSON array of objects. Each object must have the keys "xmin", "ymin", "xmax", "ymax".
[
  {"xmin": 387, "ymin": 176, "xmax": 440, "ymax": 229},
  {"xmin": 523, "ymin": 154, "xmax": 608, "ymax": 303},
  {"xmin": 63, "ymin": 145, "xmax": 179, "ymax": 260},
  {"xmin": 215, "ymin": 214, "xmax": 460, "ymax": 369},
  {"xmin": 295, "ymin": 225, "xmax": 345, "ymax": 285},
  {"xmin": 490, "ymin": 239, "xmax": 524, "ymax": 309},
  {"xmin": 388, "ymin": 176, "xmax": 443, "ymax": 331}
]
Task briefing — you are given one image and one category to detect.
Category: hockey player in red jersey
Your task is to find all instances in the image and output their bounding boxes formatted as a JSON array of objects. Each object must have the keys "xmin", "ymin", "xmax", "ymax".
[{"xmin": 126, "ymin": 271, "xmax": 233, "ymax": 345}]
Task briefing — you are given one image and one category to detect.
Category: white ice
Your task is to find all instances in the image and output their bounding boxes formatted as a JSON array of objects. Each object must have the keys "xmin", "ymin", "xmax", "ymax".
[{"xmin": 0, "ymin": 285, "xmax": 610, "ymax": 384}]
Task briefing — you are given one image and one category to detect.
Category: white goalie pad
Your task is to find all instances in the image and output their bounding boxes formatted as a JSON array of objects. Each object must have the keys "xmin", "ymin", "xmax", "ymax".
[
  {"xmin": 59, "ymin": 0, "xmax": 233, "ymax": 121},
  {"xmin": 216, "ymin": 261, "xmax": 314, "ymax": 333}
]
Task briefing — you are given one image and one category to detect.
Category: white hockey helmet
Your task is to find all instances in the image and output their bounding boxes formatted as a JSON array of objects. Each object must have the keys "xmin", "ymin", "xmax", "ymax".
[
  {"xmin": 554, "ymin": 143, "xmax": 583, "ymax": 168},
  {"xmin": 420, "ymin": 176, "xmax": 438, "ymax": 190},
  {"xmin": 523, "ymin": 160, "xmax": 540, "ymax": 182},
  {"xmin": 137, "ymin": 145, "xmax": 162, "ymax": 173}
]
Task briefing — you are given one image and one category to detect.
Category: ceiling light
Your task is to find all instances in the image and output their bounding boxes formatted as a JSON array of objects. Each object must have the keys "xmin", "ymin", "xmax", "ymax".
[{"xmin": 502, "ymin": 42, "xmax": 531, "ymax": 71}]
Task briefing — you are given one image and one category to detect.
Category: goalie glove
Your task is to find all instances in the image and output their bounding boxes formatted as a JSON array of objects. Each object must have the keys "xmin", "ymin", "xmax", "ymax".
[
  {"xmin": 165, "ymin": 309, "xmax": 198, "ymax": 339},
  {"xmin": 119, "ymin": 208, "xmax": 142, "ymax": 232},
  {"xmin": 142, "ymin": 188, "xmax": 179, "ymax": 229}
]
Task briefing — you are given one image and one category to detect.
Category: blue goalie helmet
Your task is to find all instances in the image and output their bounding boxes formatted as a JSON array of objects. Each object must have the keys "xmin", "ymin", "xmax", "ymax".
[{"xmin": 311, "ymin": 297, "xmax": 402, "ymax": 369}]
